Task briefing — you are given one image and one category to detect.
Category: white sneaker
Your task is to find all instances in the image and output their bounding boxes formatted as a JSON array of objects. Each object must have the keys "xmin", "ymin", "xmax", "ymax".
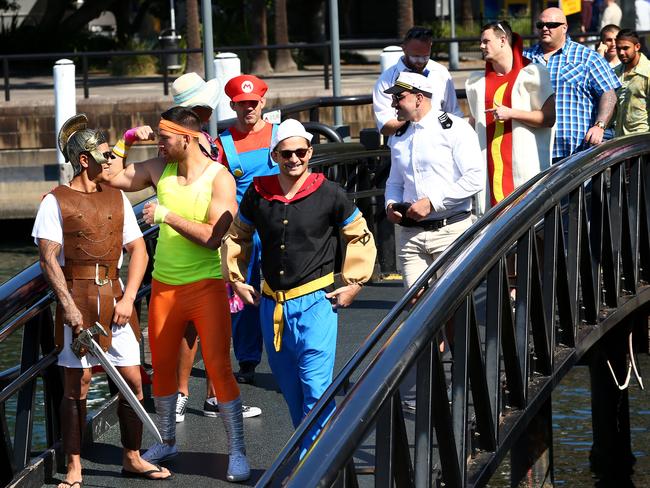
[
  {"xmin": 203, "ymin": 398, "xmax": 262, "ymax": 418},
  {"xmin": 175, "ymin": 393, "xmax": 189, "ymax": 423}
]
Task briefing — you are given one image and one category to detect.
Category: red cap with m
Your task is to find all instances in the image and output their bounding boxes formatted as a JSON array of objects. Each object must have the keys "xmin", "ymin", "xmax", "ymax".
[{"xmin": 224, "ymin": 75, "xmax": 268, "ymax": 102}]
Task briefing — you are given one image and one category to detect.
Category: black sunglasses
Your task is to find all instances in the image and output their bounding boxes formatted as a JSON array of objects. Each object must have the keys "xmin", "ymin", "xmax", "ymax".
[
  {"xmin": 278, "ymin": 148, "xmax": 310, "ymax": 159},
  {"xmin": 392, "ymin": 92, "xmax": 413, "ymax": 102},
  {"xmin": 536, "ymin": 21, "xmax": 565, "ymax": 30},
  {"xmin": 83, "ymin": 151, "xmax": 115, "ymax": 161}
]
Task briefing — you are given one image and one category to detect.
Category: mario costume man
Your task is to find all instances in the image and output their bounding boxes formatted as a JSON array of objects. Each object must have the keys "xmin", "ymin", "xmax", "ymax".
[
  {"xmin": 215, "ymin": 74, "xmax": 279, "ymax": 384},
  {"xmin": 221, "ymin": 119, "xmax": 377, "ymax": 444}
]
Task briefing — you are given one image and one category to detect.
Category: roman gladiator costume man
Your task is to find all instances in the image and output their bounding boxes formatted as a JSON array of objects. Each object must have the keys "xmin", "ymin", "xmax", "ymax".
[{"xmin": 33, "ymin": 114, "xmax": 171, "ymax": 487}]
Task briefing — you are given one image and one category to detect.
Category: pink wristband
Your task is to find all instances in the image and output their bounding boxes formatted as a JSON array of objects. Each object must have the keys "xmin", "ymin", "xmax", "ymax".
[{"xmin": 123, "ymin": 129, "xmax": 138, "ymax": 145}]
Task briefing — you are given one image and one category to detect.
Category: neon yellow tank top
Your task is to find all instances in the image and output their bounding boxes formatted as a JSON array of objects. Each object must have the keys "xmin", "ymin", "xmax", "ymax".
[{"xmin": 152, "ymin": 162, "xmax": 223, "ymax": 285}]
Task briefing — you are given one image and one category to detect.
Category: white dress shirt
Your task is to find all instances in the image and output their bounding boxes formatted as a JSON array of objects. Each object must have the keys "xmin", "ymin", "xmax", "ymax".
[
  {"xmin": 385, "ymin": 109, "xmax": 485, "ymax": 220},
  {"xmin": 373, "ymin": 57, "xmax": 464, "ymax": 131}
]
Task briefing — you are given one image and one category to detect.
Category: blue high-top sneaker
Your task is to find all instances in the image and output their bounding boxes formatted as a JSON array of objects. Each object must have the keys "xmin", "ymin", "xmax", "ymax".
[
  {"xmin": 142, "ymin": 393, "xmax": 179, "ymax": 463},
  {"xmin": 219, "ymin": 397, "xmax": 250, "ymax": 482}
]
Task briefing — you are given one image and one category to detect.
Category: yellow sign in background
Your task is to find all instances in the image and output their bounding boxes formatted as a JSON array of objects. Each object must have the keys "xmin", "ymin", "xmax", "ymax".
[{"xmin": 562, "ymin": 0, "xmax": 582, "ymax": 16}]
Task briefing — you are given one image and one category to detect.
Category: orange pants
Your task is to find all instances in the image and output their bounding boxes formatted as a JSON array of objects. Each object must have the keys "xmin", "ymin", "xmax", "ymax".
[{"xmin": 149, "ymin": 278, "xmax": 239, "ymax": 401}]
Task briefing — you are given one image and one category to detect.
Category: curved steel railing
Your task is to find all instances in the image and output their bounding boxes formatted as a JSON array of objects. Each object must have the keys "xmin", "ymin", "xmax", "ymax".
[{"xmin": 257, "ymin": 134, "xmax": 650, "ymax": 487}]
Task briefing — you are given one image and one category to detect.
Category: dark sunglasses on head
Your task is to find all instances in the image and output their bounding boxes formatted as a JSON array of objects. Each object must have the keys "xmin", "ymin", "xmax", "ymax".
[
  {"xmin": 278, "ymin": 148, "xmax": 309, "ymax": 159},
  {"xmin": 536, "ymin": 21, "xmax": 565, "ymax": 30}
]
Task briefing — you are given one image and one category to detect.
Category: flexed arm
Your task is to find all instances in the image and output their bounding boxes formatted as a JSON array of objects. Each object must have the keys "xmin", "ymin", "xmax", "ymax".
[{"xmin": 100, "ymin": 126, "xmax": 164, "ymax": 191}]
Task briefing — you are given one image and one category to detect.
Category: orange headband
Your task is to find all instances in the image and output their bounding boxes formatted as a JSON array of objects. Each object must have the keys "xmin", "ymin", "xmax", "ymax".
[{"xmin": 159, "ymin": 119, "xmax": 201, "ymax": 138}]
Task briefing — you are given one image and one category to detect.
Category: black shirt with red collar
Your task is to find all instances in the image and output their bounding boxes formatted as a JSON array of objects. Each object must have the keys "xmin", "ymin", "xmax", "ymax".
[{"xmin": 238, "ymin": 172, "xmax": 359, "ymax": 291}]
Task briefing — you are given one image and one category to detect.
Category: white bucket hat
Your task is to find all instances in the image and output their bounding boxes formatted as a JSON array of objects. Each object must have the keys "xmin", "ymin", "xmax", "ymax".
[
  {"xmin": 171, "ymin": 72, "xmax": 221, "ymax": 109},
  {"xmin": 271, "ymin": 119, "xmax": 313, "ymax": 151}
]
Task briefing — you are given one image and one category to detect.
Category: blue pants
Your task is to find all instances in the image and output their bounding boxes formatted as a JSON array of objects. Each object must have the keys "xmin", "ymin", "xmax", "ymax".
[
  {"xmin": 231, "ymin": 233, "xmax": 263, "ymax": 365},
  {"xmin": 260, "ymin": 289, "xmax": 337, "ymax": 447}
]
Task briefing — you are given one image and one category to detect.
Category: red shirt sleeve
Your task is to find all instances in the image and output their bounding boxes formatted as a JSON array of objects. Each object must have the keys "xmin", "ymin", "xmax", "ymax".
[{"xmin": 214, "ymin": 137, "xmax": 227, "ymax": 167}]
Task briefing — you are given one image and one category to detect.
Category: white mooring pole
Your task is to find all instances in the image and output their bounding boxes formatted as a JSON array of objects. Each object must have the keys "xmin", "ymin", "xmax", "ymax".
[{"xmin": 54, "ymin": 59, "xmax": 76, "ymax": 184}]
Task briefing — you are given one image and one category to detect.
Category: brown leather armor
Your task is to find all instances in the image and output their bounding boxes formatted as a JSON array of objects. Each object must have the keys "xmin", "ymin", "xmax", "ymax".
[{"xmin": 51, "ymin": 184, "xmax": 140, "ymax": 353}]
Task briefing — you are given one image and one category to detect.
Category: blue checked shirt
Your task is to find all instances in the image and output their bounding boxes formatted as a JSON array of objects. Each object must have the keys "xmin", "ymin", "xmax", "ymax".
[{"xmin": 524, "ymin": 37, "xmax": 620, "ymax": 159}]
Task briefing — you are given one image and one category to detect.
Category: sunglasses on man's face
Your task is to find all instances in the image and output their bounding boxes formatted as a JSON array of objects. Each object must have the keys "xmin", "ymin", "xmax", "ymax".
[
  {"xmin": 536, "ymin": 21, "xmax": 565, "ymax": 30},
  {"xmin": 83, "ymin": 151, "xmax": 115, "ymax": 162},
  {"xmin": 278, "ymin": 148, "xmax": 310, "ymax": 159},
  {"xmin": 392, "ymin": 92, "xmax": 412, "ymax": 102}
]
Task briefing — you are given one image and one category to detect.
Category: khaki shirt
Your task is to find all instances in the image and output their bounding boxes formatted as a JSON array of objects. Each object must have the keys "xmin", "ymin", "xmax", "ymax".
[{"xmin": 614, "ymin": 53, "xmax": 650, "ymax": 136}]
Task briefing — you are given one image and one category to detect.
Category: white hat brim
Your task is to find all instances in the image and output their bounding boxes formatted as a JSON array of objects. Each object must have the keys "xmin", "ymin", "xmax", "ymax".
[{"xmin": 175, "ymin": 78, "xmax": 221, "ymax": 109}]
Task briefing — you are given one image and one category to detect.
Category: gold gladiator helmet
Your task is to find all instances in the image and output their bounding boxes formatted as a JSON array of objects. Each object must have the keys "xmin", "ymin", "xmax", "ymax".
[{"xmin": 57, "ymin": 114, "xmax": 108, "ymax": 176}]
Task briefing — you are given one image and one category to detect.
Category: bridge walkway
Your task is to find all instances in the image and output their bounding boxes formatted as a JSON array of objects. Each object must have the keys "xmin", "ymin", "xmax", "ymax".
[{"xmin": 42, "ymin": 281, "xmax": 404, "ymax": 488}]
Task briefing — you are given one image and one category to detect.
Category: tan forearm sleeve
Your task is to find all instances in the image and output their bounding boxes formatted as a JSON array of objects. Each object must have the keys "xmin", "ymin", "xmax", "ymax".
[
  {"xmin": 220, "ymin": 215, "xmax": 255, "ymax": 283},
  {"xmin": 340, "ymin": 214, "xmax": 377, "ymax": 285}
]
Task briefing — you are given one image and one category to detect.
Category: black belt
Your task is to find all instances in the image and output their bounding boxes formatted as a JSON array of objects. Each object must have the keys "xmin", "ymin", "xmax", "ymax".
[{"xmin": 407, "ymin": 211, "xmax": 471, "ymax": 230}]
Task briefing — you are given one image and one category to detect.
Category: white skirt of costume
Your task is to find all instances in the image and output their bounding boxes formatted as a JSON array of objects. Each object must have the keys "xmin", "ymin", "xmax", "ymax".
[{"xmin": 57, "ymin": 322, "xmax": 140, "ymax": 369}]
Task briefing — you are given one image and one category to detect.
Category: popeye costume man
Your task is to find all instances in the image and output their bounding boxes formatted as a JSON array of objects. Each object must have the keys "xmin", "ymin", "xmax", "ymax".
[
  {"xmin": 222, "ymin": 119, "xmax": 377, "ymax": 444},
  {"xmin": 215, "ymin": 74, "xmax": 279, "ymax": 384}
]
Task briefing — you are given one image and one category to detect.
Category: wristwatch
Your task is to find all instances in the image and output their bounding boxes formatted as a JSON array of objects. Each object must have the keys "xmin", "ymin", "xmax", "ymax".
[{"xmin": 594, "ymin": 120, "xmax": 606, "ymax": 129}]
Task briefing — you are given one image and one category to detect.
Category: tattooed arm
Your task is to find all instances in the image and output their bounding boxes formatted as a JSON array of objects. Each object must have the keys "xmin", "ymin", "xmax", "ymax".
[
  {"xmin": 38, "ymin": 239, "xmax": 83, "ymax": 334},
  {"xmin": 585, "ymin": 89, "xmax": 617, "ymax": 145}
]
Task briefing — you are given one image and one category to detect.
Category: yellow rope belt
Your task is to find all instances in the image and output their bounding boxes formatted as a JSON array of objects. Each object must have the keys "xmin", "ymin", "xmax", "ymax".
[{"xmin": 262, "ymin": 272, "xmax": 334, "ymax": 352}]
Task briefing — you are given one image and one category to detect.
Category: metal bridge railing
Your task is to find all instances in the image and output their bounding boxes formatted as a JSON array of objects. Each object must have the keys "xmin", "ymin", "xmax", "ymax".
[{"xmin": 257, "ymin": 134, "xmax": 650, "ymax": 487}]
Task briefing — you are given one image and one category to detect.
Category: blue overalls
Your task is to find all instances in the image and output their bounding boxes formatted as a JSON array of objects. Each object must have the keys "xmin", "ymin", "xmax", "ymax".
[{"xmin": 220, "ymin": 124, "xmax": 278, "ymax": 366}]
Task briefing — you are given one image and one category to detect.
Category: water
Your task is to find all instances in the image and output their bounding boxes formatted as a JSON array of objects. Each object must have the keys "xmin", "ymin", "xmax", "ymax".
[
  {"xmin": 1, "ymin": 221, "xmax": 649, "ymax": 484},
  {"xmin": 487, "ymin": 360, "xmax": 650, "ymax": 487}
]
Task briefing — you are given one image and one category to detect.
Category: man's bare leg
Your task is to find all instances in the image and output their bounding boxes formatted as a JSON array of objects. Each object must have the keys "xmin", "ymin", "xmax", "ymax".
[
  {"xmin": 57, "ymin": 367, "xmax": 91, "ymax": 488},
  {"xmin": 118, "ymin": 365, "xmax": 172, "ymax": 479}
]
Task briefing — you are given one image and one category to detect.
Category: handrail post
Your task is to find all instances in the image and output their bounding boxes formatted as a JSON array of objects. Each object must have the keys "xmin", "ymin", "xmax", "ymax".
[
  {"xmin": 39, "ymin": 310, "xmax": 62, "ymax": 463},
  {"xmin": 309, "ymin": 106, "xmax": 320, "ymax": 123},
  {"xmin": 82, "ymin": 55, "xmax": 89, "ymax": 99},
  {"xmin": 3, "ymin": 57, "xmax": 9, "ymax": 102},
  {"xmin": 162, "ymin": 53, "xmax": 169, "ymax": 96},
  {"xmin": 323, "ymin": 45, "xmax": 330, "ymax": 90},
  {"xmin": 12, "ymin": 314, "xmax": 41, "ymax": 471}
]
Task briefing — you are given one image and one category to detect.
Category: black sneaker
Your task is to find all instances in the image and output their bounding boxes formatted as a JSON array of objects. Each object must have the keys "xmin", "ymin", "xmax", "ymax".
[
  {"xmin": 175, "ymin": 393, "xmax": 189, "ymax": 423},
  {"xmin": 234, "ymin": 361, "xmax": 256, "ymax": 384},
  {"xmin": 202, "ymin": 399, "xmax": 262, "ymax": 418}
]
